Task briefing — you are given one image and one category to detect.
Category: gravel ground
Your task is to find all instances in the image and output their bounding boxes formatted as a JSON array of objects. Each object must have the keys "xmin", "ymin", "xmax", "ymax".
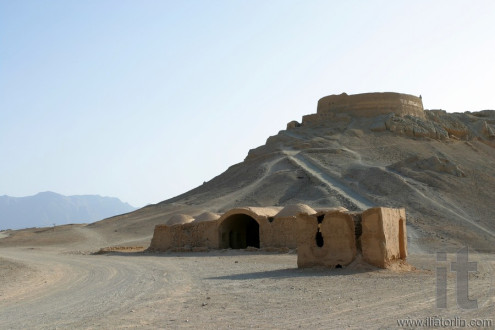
[{"xmin": 1, "ymin": 247, "xmax": 493, "ymax": 329}]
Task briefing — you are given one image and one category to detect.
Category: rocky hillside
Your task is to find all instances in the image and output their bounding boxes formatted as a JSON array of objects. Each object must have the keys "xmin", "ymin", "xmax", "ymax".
[
  {"xmin": 89, "ymin": 98, "xmax": 495, "ymax": 253},
  {"xmin": 0, "ymin": 192, "xmax": 136, "ymax": 230}
]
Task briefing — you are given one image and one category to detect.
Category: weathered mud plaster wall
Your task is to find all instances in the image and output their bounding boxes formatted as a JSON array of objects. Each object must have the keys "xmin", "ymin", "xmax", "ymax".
[
  {"xmin": 149, "ymin": 220, "xmax": 218, "ymax": 251},
  {"xmin": 360, "ymin": 207, "xmax": 407, "ymax": 268},
  {"xmin": 262, "ymin": 217, "xmax": 299, "ymax": 249},
  {"xmin": 148, "ymin": 205, "xmax": 408, "ymax": 269},
  {"xmin": 149, "ymin": 225, "xmax": 173, "ymax": 250},
  {"xmin": 149, "ymin": 205, "xmax": 314, "ymax": 251},
  {"xmin": 301, "ymin": 92, "xmax": 424, "ymax": 125},
  {"xmin": 260, "ymin": 204, "xmax": 318, "ymax": 249},
  {"xmin": 297, "ymin": 211, "xmax": 357, "ymax": 268}
]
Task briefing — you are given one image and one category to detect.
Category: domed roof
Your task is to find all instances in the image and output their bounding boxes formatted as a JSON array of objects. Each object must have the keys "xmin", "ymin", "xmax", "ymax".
[
  {"xmin": 275, "ymin": 204, "xmax": 316, "ymax": 218},
  {"xmin": 315, "ymin": 206, "xmax": 348, "ymax": 213},
  {"xmin": 167, "ymin": 214, "xmax": 194, "ymax": 226},
  {"xmin": 193, "ymin": 212, "xmax": 220, "ymax": 223}
]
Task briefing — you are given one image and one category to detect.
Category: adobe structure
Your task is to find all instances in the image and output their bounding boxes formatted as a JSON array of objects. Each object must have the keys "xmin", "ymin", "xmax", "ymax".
[
  {"xmin": 148, "ymin": 205, "xmax": 408, "ymax": 269},
  {"xmin": 299, "ymin": 92, "xmax": 425, "ymax": 126}
]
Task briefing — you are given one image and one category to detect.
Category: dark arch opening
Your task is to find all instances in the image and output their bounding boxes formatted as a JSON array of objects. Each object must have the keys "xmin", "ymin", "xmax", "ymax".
[
  {"xmin": 219, "ymin": 214, "xmax": 260, "ymax": 249},
  {"xmin": 315, "ymin": 231, "xmax": 324, "ymax": 247}
]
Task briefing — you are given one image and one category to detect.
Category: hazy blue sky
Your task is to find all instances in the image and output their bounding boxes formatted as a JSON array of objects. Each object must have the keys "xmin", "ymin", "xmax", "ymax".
[{"xmin": 1, "ymin": 0, "xmax": 494, "ymax": 207}]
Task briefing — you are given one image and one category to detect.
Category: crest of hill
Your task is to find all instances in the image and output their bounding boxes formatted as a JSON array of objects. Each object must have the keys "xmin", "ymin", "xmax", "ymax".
[{"xmin": 285, "ymin": 92, "xmax": 494, "ymax": 145}]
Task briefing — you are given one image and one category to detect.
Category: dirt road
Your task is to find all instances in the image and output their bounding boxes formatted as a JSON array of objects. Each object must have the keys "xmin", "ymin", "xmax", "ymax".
[{"xmin": 1, "ymin": 247, "xmax": 493, "ymax": 329}]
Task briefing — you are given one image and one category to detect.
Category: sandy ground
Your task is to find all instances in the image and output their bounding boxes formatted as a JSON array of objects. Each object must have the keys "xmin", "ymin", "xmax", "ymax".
[{"xmin": 1, "ymin": 245, "xmax": 493, "ymax": 329}]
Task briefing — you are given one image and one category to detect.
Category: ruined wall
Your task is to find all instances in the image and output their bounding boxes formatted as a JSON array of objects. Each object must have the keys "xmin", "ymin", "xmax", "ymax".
[
  {"xmin": 259, "ymin": 204, "xmax": 317, "ymax": 249},
  {"xmin": 149, "ymin": 225, "xmax": 173, "ymax": 251},
  {"xmin": 360, "ymin": 207, "xmax": 407, "ymax": 268},
  {"xmin": 148, "ymin": 206, "xmax": 408, "ymax": 270},
  {"xmin": 150, "ymin": 206, "xmax": 307, "ymax": 251},
  {"xmin": 301, "ymin": 92, "xmax": 424, "ymax": 126},
  {"xmin": 262, "ymin": 217, "xmax": 299, "ymax": 249},
  {"xmin": 297, "ymin": 211, "xmax": 356, "ymax": 268},
  {"xmin": 381, "ymin": 208, "xmax": 407, "ymax": 261},
  {"xmin": 148, "ymin": 221, "xmax": 218, "ymax": 251}
]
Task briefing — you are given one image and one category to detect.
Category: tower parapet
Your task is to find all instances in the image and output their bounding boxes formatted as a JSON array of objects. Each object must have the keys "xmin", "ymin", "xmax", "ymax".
[{"xmin": 302, "ymin": 92, "xmax": 425, "ymax": 125}]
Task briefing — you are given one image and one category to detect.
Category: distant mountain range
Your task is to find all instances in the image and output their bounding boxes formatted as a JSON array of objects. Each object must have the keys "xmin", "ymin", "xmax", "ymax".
[{"xmin": 0, "ymin": 192, "xmax": 137, "ymax": 230}]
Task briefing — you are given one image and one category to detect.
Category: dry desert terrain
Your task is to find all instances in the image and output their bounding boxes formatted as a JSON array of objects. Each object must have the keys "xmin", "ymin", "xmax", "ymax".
[
  {"xmin": 1, "ymin": 230, "xmax": 494, "ymax": 329},
  {"xmin": 1, "ymin": 99, "xmax": 494, "ymax": 329}
]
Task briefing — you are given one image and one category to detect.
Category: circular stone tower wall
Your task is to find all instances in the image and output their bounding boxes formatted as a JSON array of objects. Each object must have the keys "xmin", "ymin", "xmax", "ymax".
[{"xmin": 316, "ymin": 92, "xmax": 425, "ymax": 119}]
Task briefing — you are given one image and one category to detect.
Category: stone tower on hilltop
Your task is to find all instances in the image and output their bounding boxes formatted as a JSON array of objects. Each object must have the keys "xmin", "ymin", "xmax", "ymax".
[{"xmin": 301, "ymin": 92, "xmax": 425, "ymax": 125}]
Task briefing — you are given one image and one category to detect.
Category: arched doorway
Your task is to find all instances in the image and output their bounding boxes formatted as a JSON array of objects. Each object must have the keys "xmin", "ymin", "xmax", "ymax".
[{"xmin": 219, "ymin": 214, "xmax": 260, "ymax": 249}]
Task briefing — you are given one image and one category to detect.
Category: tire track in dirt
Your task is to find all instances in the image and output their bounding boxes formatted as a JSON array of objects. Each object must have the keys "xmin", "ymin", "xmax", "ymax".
[
  {"xmin": 0, "ymin": 249, "xmax": 190, "ymax": 329},
  {"xmin": 1, "ymin": 249, "xmax": 492, "ymax": 329}
]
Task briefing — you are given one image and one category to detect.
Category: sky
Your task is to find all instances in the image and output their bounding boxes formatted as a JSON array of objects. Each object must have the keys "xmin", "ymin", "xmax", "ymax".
[{"xmin": 1, "ymin": 0, "xmax": 494, "ymax": 208}]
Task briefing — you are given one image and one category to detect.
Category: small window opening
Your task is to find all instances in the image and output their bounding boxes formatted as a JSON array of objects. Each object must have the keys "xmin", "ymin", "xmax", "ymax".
[
  {"xmin": 315, "ymin": 231, "xmax": 324, "ymax": 247},
  {"xmin": 335, "ymin": 264, "xmax": 342, "ymax": 269}
]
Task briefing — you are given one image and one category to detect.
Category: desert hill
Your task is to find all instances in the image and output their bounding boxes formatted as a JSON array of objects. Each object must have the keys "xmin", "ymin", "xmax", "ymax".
[
  {"xmin": 84, "ymin": 92, "xmax": 495, "ymax": 253},
  {"xmin": 2, "ymin": 92, "xmax": 494, "ymax": 253},
  {"xmin": 0, "ymin": 191, "xmax": 136, "ymax": 230}
]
